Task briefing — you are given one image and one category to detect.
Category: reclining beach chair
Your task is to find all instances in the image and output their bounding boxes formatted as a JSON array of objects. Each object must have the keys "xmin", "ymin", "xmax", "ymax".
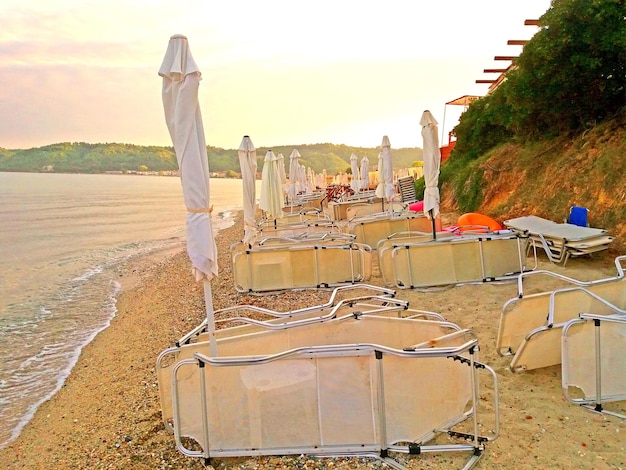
[
  {"xmin": 344, "ymin": 200, "xmax": 405, "ymax": 220},
  {"xmin": 285, "ymin": 190, "xmax": 326, "ymax": 214},
  {"xmin": 497, "ymin": 255, "xmax": 626, "ymax": 372},
  {"xmin": 561, "ymin": 312, "xmax": 626, "ymax": 420},
  {"xmin": 504, "ymin": 215, "xmax": 614, "ymax": 266},
  {"xmin": 164, "ymin": 309, "xmax": 499, "ymax": 469},
  {"xmin": 257, "ymin": 218, "xmax": 341, "ymax": 239},
  {"xmin": 377, "ymin": 231, "xmax": 454, "ymax": 284},
  {"xmin": 326, "ymin": 194, "xmax": 404, "ymax": 221},
  {"xmin": 379, "ymin": 232, "xmax": 534, "ymax": 289},
  {"xmin": 397, "ymin": 175, "xmax": 418, "ymax": 207}
]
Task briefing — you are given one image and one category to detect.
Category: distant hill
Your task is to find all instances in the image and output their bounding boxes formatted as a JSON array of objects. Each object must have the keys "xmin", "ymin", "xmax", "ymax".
[{"xmin": 0, "ymin": 142, "xmax": 423, "ymax": 176}]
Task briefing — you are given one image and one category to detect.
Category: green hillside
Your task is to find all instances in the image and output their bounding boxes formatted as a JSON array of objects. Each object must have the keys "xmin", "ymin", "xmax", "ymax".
[{"xmin": 0, "ymin": 142, "xmax": 422, "ymax": 176}]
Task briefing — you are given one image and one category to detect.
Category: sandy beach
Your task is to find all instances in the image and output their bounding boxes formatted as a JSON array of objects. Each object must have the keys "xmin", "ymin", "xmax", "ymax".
[{"xmin": 0, "ymin": 212, "xmax": 624, "ymax": 470}]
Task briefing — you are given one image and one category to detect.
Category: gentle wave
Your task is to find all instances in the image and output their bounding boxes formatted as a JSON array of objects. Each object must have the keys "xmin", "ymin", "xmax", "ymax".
[{"xmin": 0, "ymin": 276, "xmax": 122, "ymax": 449}]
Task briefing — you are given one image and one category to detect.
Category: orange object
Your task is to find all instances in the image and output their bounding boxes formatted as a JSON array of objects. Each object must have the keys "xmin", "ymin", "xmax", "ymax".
[{"xmin": 457, "ymin": 212, "xmax": 503, "ymax": 232}]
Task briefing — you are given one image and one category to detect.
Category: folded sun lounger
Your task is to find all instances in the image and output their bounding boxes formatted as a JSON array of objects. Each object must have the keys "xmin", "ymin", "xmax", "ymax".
[
  {"xmin": 157, "ymin": 287, "xmax": 445, "ymax": 433},
  {"xmin": 346, "ymin": 211, "xmax": 442, "ymax": 250}
]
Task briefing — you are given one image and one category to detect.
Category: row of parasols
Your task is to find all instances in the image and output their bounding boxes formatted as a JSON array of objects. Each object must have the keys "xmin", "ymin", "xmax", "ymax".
[
  {"xmin": 159, "ymin": 34, "xmax": 441, "ymax": 354},
  {"xmin": 240, "ymin": 122, "xmax": 441, "ymax": 225}
]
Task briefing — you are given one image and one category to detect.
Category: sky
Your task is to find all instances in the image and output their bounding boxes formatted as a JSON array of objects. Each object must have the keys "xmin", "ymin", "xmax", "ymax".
[{"xmin": 0, "ymin": 0, "xmax": 552, "ymax": 151}]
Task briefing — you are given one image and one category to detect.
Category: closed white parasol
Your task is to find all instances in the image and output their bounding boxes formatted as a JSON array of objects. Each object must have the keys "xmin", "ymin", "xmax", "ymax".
[
  {"xmin": 276, "ymin": 152, "xmax": 287, "ymax": 199},
  {"xmin": 359, "ymin": 156, "xmax": 370, "ymax": 190},
  {"xmin": 349, "ymin": 153, "xmax": 360, "ymax": 192},
  {"xmin": 288, "ymin": 148, "xmax": 301, "ymax": 204},
  {"xmin": 420, "ymin": 109, "xmax": 441, "ymax": 238},
  {"xmin": 259, "ymin": 150, "xmax": 285, "ymax": 220},
  {"xmin": 238, "ymin": 135, "xmax": 257, "ymax": 245},
  {"xmin": 375, "ymin": 136, "xmax": 395, "ymax": 202},
  {"xmin": 159, "ymin": 34, "xmax": 218, "ymax": 354}
]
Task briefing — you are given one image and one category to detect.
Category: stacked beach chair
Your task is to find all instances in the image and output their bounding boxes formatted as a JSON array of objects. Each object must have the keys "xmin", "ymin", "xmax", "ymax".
[
  {"xmin": 504, "ymin": 215, "xmax": 615, "ymax": 266},
  {"xmin": 256, "ymin": 208, "xmax": 340, "ymax": 239},
  {"xmin": 156, "ymin": 285, "xmax": 500, "ymax": 470}
]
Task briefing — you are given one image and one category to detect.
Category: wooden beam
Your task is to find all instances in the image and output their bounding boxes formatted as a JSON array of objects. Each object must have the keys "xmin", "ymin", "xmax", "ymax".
[
  {"xmin": 507, "ymin": 40, "xmax": 528, "ymax": 46},
  {"xmin": 524, "ymin": 19, "xmax": 540, "ymax": 26},
  {"xmin": 483, "ymin": 68, "xmax": 507, "ymax": 73},
  {"xmin": 494, "ymin": 56, "xmax": 516, "ymax": 61},
  {"xmin": 476, "ymin": 80, "xmax": 497, "ymax": 84}
]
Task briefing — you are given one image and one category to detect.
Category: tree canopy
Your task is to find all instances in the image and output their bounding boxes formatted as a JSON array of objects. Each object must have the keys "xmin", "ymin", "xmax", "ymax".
[
  {"xmin": 0, "ymin": 142, "xmax": 423, "ymax": 175},
  {"xmin": 454, "ymin": 0, "xmax": 625, "ymax": 156}
]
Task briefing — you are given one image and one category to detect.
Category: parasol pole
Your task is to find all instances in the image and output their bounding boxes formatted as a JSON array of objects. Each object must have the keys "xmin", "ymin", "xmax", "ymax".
[
  {"xmin": 203, "ymin": 279, "xmax": 217, "ymax": 356},
  {"xmin": 430, "ymin": 209, "xmax": 437, "ymax": 240}
]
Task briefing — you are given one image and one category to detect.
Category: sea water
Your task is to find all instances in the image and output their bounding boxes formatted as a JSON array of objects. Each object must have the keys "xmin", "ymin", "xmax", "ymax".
[{"xmin": 0, "ymin": 172, "xmax": 250, "ymax": 449}]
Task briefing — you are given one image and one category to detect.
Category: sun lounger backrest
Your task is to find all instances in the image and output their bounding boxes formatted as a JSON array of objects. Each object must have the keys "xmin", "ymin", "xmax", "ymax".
[
  {"xmin": 347, "ymin": 213, "xmax": 436, "ymax": 248},
  {"xmin": 397, "ymin": 176, "xmax": 417, "ymax": 203}
]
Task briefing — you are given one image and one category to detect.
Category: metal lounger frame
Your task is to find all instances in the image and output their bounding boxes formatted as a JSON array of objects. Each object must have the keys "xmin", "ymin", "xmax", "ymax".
[
  {"xmin": 157, "ymin": 292, "xmax": 447, "ymax": 431},
  {"xmin": 377, "ymin": 231, "xmax": 453, "ymax": 285},
  {"xmin": 507, "ymin": 288, "xmax": 625, "ymax": 372},
  {"xmin": 504, "ymin": 215, "xmax": 615, "ymax": 266},
  {"xmin": 168, "ymin": 315, "xmax": 499, "ymax": 470},
  {"xmin": 382, "ymin": 233, "xmax": 534, "ymax": 289},
  {"xmin": 497, "ymin": 256, "xmax": 626, "ymax": 370},
  {"xmin": 231, "ymin": 239, "xmax": 372, "ymax": 293},
  {"xmin": 562, "ymin": 312, "xmax": 626, "ymax": 420}
]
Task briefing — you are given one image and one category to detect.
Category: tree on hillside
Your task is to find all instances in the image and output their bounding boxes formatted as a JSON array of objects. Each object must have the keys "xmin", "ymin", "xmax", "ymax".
[
  {"xmin": 454, "ymin": 0, "xmax": 626, "ymax": 154},
  {"xmin": 506, "ymin": 0, "xmax": 626, "ymax": 138}
]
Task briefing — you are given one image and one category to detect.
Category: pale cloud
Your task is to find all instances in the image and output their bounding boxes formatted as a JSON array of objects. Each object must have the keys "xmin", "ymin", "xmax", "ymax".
[{"xmin": 0, "ymin": 0, "xmax": 551, "ymax": 149}]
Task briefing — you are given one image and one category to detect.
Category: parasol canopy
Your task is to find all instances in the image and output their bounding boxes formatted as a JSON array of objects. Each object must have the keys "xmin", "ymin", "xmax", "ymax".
[
  {"xmin": 349, "ymin": 153, "xmax": 360, "ymax": 191},
  {"xmin": 158, "ymin": 34, "xmax": 217, "ymax": 281},
  {"xmin": 237, "ymin": 135, "xmax": 257, "ymax": 245},
  {"xmin": 375, "ymin": 136, "xmax": 395, "ymax": 201},
  {"xmin": 420, "ymin": 110, "xmax": 441, "ymax": 221},
  {"xmin": 159, "ymin": 34, "xmax": 217, "ymax": 354},
  {"xmin": 259, "ymin": 150, "xmax": 285, "ymax": 220},
  {"xmin": 359, "ymin": 156, "xmax": 370, "ymax": 190},
  {"xmin": 288, "ymin": 149, "xmax": 301, "ymax": 203}
]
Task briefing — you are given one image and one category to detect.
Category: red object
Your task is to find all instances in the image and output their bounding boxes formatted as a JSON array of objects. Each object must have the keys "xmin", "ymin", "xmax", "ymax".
[
  {"xmin": 409, "ymin": 201, "xmax": 424, "ymax": 212},
  {"xmin": 440, "ymin": 141, "xmax": 456, "ymax": 162}
]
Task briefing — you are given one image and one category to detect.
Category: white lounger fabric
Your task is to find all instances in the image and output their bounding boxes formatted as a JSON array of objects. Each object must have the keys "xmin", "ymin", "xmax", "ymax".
[{"xmin": 504, "ymin": 215, "xmax": 614, "ymax": 265}]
